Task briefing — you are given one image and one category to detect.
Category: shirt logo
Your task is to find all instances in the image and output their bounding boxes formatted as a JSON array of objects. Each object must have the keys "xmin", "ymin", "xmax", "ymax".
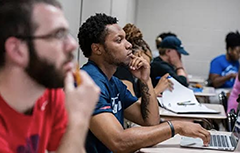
[
  {"xmin": 100, "ymin": 106, "xmax": 111, "ymax": 110},
  {"xmin": 111, "ymin": 93, "xmax": 122, "ymax": 114},
  {"xmin": 17, "ymin": 135, "xmax": 39, "ymax": 153},
  {"xmin": 41, "ymin": 101, "xmax": 48, "ymax": 111}
]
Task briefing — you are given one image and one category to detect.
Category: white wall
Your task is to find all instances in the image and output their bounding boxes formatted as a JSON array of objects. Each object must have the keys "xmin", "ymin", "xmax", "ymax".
[
  {"xmin": 59, "ymin": 0, "xmax": 137, "ymax": 66},
  {"xmin": 58, "ymin": 0, "xmax": 81, "ymax": 61},
  {"xmin": 135, "ymin": 0, "xmax": 240, "ymax": 79}
]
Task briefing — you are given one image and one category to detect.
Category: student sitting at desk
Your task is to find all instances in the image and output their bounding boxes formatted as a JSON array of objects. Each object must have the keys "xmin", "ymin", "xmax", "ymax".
[
  {"xmin": 78, "ymin": 13, "xmax": 210, "ymax": 153},
  {"xmin": 0, "ymin": 1, "xmax": 100, "ymax": 152},
  {"xmin": 151, "ymin": 36, "xmax": 189, "ymax": 87},
  {"xmin": 228, "ymin": 69, "xmax": 240, "ymax": 113},
  {"xmin": 114, "ymin": 23, "xmax": 172, "ymax": 97},
  {"xmin": 208, "ymin": 31, "xmax": 240, "ymax": 88}
]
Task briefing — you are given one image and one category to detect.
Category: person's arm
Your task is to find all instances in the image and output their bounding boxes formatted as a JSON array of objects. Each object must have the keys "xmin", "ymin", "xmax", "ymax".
[
  {"xmin": 90, "ymin": 113, "xmax": 210, "ymax": 153},
  {"xmin": 168, "ymin": 51, "xmax": 188, "ymax": 82},
  {"xmin": 56, "ymin": 71, "xmax": 100, "ymax": 153},
  {"xmin": 154, "ymin": 73, "xmax": 173, "ymax": 96},
  {"xmin": 209, "ymin": 73, "xmax": 237, "ymax": 88},
  {"xmin": 128, "ymin": 55, "xmax": 159, "ymax": 125}
]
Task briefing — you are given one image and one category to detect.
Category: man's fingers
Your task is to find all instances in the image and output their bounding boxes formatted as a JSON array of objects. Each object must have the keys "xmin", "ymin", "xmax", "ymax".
[
  {"xmin": 163, "ymin": 73, "xmax": 169, "ymax": 78},
  {"xmin": 64, "ymin": 72, "xmax": 74, "ymax": 91},
  {"xmin": 199, "ymin": 129, "xmax": 211, "ymax": 145},
  {"xmin": 192, "ymin": 132, "xmax": 209, "ymax": 145},
  {"xmin": 130, "ymin": 57, "xmax": 142, "ymax": 70}
]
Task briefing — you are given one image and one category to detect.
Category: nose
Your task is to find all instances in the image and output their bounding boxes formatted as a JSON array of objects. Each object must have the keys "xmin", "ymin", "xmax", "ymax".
[
  {"xmin": 64, "ymin": 34, "xmax": 78, "ymax": 53},
  {"xmin": 126, "ymin": 40, "xmax": 132, "ymax": 50}
]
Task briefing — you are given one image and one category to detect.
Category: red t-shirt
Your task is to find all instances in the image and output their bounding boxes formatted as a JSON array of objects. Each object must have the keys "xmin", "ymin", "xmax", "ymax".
[{"xmin": 0, "ymin": 89, "xmax": 67, "ymax": 153}]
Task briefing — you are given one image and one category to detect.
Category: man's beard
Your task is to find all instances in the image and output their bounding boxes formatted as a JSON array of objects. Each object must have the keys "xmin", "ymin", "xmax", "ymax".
[
  {"xmin": 103, "ymin": 43, "xmax": 127, "ymax": 67},
  {"xmin": 25, "ymin": 41, "xmax": 72, "ymax": 88}
]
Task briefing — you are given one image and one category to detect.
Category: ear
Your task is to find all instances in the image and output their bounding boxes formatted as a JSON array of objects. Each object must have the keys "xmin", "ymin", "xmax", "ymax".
[
  {"xmin": 91, "ymin": 43, "xmax": 102, "ymax": 55},
  {"xmin": 165, "ymin": 49, "xmax": 171, "ymax": 55},
  {"xmin": 5, "ymin": 37, "xmax": 28, "ymax": 67}
]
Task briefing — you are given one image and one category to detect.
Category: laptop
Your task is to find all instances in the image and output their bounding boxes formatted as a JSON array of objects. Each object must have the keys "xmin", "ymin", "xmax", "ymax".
[{"xmin": 180, "ymin": 112, "xmax": 240, "ymax": 151}]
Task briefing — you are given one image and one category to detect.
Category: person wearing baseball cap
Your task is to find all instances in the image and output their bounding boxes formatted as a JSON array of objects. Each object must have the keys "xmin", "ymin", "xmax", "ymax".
[{"xmin": 151, "ymin": 36, "xmax": 189, "ymax": 87}]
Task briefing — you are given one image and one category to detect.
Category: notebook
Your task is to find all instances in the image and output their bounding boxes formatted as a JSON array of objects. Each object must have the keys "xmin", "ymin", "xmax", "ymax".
[
  {"xmin": 180, "ymin": 111, "xmax": 240, "ymax": 151},
  {"xmin": 160, "ymin": 77, "xmax": 219, "ymax": 114}
]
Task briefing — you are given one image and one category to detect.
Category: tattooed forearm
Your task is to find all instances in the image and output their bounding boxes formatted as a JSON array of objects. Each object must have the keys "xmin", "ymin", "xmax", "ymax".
[{"xmin": 140, "ymin": 80, "xmax": 151, "ymax": 120}]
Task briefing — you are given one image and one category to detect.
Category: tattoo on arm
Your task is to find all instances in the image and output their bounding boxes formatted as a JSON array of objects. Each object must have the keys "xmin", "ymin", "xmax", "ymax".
[{"xmin": 140, "ymin": 81, "xmax": 150, "ymax": 120}]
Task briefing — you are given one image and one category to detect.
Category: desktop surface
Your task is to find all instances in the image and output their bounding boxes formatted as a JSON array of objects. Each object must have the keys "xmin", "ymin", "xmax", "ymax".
[
  {"xmin": 139, "ymin": 132, "xmax": 240, "ymax": 153},
  {"xmin": 159, "ymin": 103, "xmax": 226, "ymax": 119}
]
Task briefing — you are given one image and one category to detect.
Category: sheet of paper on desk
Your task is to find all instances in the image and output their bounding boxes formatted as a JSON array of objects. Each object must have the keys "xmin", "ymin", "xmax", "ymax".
[{"xmin": 161, "ymin": 77, "xmax": 219, "ymax": 114}]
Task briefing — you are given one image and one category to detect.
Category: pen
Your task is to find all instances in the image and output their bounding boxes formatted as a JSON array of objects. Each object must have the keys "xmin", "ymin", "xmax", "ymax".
[
  {"xmin": 156, "ymin": 75, "xmax": 171, "ymax": 80},
  {"xmin": 74, "ymin": 63, "xmax": 82, "ymax": 87},
  {"xmin": 177, "ymin": 100, "xmax": 195, "ymax": 105}
]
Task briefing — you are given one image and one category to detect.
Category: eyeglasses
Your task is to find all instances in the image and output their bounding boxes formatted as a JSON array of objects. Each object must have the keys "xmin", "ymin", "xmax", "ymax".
[{"xmin": 15, "ymin": 29, "xmax": 71, "ymax": 42}]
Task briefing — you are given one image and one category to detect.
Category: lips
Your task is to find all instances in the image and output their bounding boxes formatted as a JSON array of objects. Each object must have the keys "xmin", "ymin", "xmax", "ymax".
[
  {"xmin": 127, "ymin": 51, "xmax": 133, "ymax": 56},
  {"xmin": 63, "ymin": 61, "xmax": 74, "ymax": 73}
]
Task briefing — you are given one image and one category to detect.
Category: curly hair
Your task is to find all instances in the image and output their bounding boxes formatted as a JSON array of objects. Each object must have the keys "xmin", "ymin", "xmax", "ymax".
[
  {"xmin": 78, "ymin": 13, "xmax": 118, "ymax": 57},
  {"xmin": 225, "ymin": 31, "xmax": 240, "ymax": 50},
  {"xmin": 123, "ymin": 23, "xmax": 151, "ymax": 60}
]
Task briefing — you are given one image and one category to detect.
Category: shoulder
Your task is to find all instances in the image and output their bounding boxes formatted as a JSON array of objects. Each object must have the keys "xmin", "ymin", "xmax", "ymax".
[
  {"xmin": 81, "ymin": 61, "xmax": 101, "ymax": 78},
  {"xmin": 151, "ymin": 57, "xmax": 168, "ymax": 66},
  {"xmin": 82, "ymin": 62, "xmax": 107, "ymax": 85},
  {"xmin": 111, "ymin": 76, "xmax": 127, "ymax": 88},
  {"xmin": 151, "ymin": 57, "xmax": 161, "ymax": 63},
  {"xmin": 211, "ymin": 54, "xmax": 226, "ymax": 63}
]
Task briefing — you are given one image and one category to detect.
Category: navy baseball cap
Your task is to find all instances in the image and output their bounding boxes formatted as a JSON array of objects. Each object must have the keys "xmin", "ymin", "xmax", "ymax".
[{"xmin": 159, "ymin": 36, "xmax": 189, "ymax": 55}]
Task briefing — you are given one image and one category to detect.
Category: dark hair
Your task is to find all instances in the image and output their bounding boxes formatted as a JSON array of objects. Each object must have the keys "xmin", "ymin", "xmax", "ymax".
[
  {"xmin": 78, "ymin": 13, "xmax": 118, "ymax": 57},
  {"xmin": 0, "ymin": 0, "xmax": 61, "ymax": 68},
  {"xmin": 123, "ymin": 23, "xmax": 152, "ymax": 60},
  {"xmin": 225, "ymin": 31, "xmax": 240, "ymax": 50},
  {"xmin": 156, "ymin": 32, "xmax": 177, "ymax": 49}
]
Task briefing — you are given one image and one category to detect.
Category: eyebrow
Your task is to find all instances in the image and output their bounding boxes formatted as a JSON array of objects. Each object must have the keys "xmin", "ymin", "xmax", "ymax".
[{"xmin": 49, "ymin": 27, "xmax": 69, "ymax": 34}]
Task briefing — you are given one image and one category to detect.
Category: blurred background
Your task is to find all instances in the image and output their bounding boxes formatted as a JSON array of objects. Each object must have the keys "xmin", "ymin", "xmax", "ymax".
[{"xmin": 58, "ymin": 0, "xmax": 240, "ymax": 79}]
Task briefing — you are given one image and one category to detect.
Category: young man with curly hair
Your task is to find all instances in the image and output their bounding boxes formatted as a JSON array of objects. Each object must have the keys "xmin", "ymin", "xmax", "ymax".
[{"xmin": 78, "ymin": 13, "xmax": 210, "ymax": 153}]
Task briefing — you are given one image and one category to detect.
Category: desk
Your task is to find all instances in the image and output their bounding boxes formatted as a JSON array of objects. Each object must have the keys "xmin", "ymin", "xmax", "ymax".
[
  {"xmin": 159, "ymin": 104, "xmax": 226, "ymax": 120},
  {"xmin": 139, "ymin": 132, "xmax": 240, "ymax": 153},
  {"xmin": 194, "ymin": 87, "xmax": 216, "ymax": 97},
  {"xmin": 188, "ymin": 75, "xmax": 206, "ymax": 84}
]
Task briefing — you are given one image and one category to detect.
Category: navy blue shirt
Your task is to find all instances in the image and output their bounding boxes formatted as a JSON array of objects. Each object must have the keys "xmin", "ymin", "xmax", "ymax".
[{"xmin": 82, "ymin": 60, "xmax": 138, "ymax": 153}]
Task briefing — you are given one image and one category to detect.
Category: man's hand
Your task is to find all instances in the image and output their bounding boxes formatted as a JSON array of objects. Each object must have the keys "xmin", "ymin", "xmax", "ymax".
[
  {"xmin": 129, "ymin": 54, "xmax": 150, "ymax": 82},
  {"xmin": 168, "ymin": 50, "xmax": 182, "ymax": 68},
  {"xmin": 57, "ymin": 71, "xmax": 100, "ymax": 153},
  {"xmin": 229, "ymin": 72, "xmax": 237, "ymax": 79},
  {"xmin": 173, "ymin": 121, "xmax": 211, "ymax": 145},
  {"xmin": 64, "ymin": 70, "xmax": 100, "ymax": 122}
]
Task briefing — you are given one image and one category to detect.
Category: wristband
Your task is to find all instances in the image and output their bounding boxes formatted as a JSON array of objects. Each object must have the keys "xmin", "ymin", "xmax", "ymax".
[
  {"xmin": 176, "ymin": 67, "xmax": 184, "ymax": 71},
  {"xmin": 167, "ymin": 121, "xmax": 175, "ymax": 137}
]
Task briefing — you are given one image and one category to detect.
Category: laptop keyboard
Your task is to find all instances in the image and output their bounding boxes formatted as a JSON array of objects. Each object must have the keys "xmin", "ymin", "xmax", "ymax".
[{"xmin": 209, "ymin": 134, "xmax": 233, "ymax": 148}]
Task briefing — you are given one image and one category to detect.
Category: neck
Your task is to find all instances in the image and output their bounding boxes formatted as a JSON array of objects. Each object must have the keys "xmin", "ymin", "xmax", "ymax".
[
  {"xmin": 89, "ymin": 57, "xmax": 117, "ymax": 80},
  {"xmin": 160, "ymin": 55, "xmax": 169, "ymax": 63},
  {"xmin": 0, "ymin": 66, "xmax": 45, "ymax": 114},
  {"xmin": 226, "ymin": 52, "xmax": 234, "ymax": 61}
]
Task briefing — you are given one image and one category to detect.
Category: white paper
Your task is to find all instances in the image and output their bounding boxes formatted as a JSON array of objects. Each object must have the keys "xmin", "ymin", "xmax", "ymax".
[{"xmin": 161, "ymin": 77, "xmax": 219, "ymax": 114}]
